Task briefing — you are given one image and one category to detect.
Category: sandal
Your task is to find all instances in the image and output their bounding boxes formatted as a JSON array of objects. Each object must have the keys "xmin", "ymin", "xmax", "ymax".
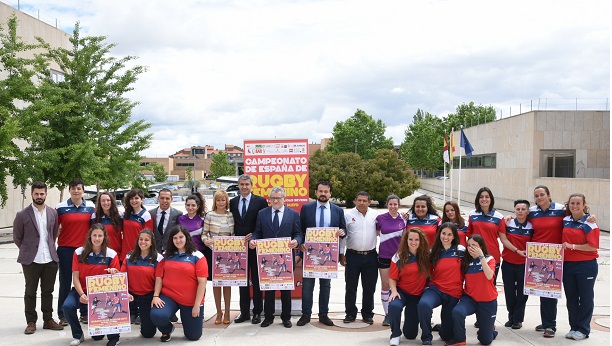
[{"xmin": 215, "ymin": 312, "xmax": 223, "ymax": 325}]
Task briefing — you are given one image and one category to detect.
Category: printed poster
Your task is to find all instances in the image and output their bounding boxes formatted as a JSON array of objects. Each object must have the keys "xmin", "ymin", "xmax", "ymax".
[
  {"xmin": 256, "ymin": 237, "xmax": 295, "ymax": 290},
  {"xmin": 302, "ymin": 227, "xmax": 340, "ymax": 279},
  {"xmin": 212, "ymin": 236, "xmax": 248, "ymax": 287},
  {"xmin": 524, "ymin": 242, "xmax": 564, "ymax": 299},
  {"xmin": 86, "ymin": 273, "xmax": 131, "ymax": 336},
  {"xmin": 243, "ymin": 139, "xmax": 309, "ymax": 212}
]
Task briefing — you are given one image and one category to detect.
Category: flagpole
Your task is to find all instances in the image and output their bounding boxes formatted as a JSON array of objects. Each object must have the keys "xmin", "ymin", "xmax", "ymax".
[
  {"xmin": 443, "ymin": 131, "xmax": 447, "ymax": 201},
  {"xmin": 450, "ymin": 129, "xmax": 454, "ymax": 202},
  {"xmin": 458, "ymin": 126, "xmax": 463, "ymax": 204}
]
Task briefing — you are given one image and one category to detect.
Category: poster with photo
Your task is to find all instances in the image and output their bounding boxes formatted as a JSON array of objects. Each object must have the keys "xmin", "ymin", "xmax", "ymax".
[
  {"xmin": 256, "ymin": 237, "xmax": 294, "ymax": 290},
  {"xmin": 86, "ymin": 273, "xmax": 131, "ymax": 336},
  {"xmin": 524, "ymin": 242, "xmax": 564, "ymax": 299},
  {"xmin": 302, "ymin": 227, "xmax": 339, "ymax": 279},
  {"xmin": 212, "ymin": 236, "xmax": 248, "ymax": 287}
]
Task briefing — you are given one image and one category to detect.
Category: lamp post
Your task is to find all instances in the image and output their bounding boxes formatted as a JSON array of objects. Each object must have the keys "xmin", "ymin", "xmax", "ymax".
[
  {"xmin": 191, "ymin": 146, "xmax": 197, "ymax": 192},
  {"xmin": 354, "ymin": 138, "xmax": 358, "ymax": 154}
]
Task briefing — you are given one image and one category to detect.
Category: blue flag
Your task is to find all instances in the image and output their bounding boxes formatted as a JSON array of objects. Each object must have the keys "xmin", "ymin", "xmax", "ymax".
[{"xmin": 460, "ymin": 129, "xmax": 474, "ymax": 157}]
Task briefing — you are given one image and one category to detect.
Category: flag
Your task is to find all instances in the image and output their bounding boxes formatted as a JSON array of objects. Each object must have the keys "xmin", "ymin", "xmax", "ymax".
[
  {"xmin": 460, "ymin": 129, "xmax": 474, "ymax": 157},
  {"xmin": 450, "ymin": 131, "xmax": 455, "ymax": 161},
  {"xmin": 443, "ymin": 132, "xmax": 450, "ymax": 164}
]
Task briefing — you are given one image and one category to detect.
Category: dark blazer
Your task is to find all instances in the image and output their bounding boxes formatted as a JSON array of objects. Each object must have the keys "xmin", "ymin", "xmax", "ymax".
[
  {"xmin": 252, "ymin": 206, "xmax": 303, "ymax": 245},
  {"xmin": 230, "ymin": 194, "xmax": 269, "ymax": 236},
  {"xmin": 299, "ymin": 201, "xmax": 347, "ymax": 235},
  {"xmin": 150, "ymin": 206, "xmax": 183, "ymax": 253},
  {"xmin": 13, "ymin": 204, "xmax": 59, "ymax": 264}
]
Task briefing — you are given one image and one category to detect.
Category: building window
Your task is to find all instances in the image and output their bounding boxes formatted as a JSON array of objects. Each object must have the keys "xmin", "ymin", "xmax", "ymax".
[
  {"xmin": 176, "ymin": 163, "xmax": 194, "ymax": 167},
  {"xmin": 140, "ymin": 162, "xmax": 151, "ymax": 166},
  {"xmin": 50, "ymin": 69, "xmax": 65, "ymax": 83},
  {"xmin": 540, "ymin": 150, "xmax": 575, "ymax": 178},
  {"xmin": 452, "ymin": 153, "xmax": 496, "ymax": 169}
]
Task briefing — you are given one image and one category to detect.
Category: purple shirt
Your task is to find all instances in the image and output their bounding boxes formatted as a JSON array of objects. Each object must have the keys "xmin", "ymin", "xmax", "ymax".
[
  {"xmin": 178, "ymin": 214, "xmax": 205, "ymax": 252},
  {"xmin": 376, "ymin": 212, "xmax": 406, "ymax": 259}
]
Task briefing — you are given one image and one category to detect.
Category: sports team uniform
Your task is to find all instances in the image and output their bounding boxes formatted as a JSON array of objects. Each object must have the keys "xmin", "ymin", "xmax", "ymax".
[
  {"xmin": 93, "ymin": 213, "xmax": 123, "ymax": 260},
  {"xmin": 121, "ymin": 209, "xmax": 153, "ymax": 259},
  {"xmin": 501, "ymin": 218, "xmax": 533, "ymax": 325},
  {"xmin": 406, "ymin": 213, "xmax": 441, "ymax": 249},
  {"xmin": 467, "ymin": 208, "xmax": 506, "ymax": 280}
]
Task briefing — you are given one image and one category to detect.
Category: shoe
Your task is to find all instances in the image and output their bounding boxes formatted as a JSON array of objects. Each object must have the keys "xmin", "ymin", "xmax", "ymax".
[
  {"xmin": 423, "ymin": 341, "xmax": 432, "ymax": 345},
  {"xmin": 283, "ymin": 320, "xmax": 292, "ymax": 328},
  {"xmin": 161, "ymin": 325, "xmax": 174, "ymax": 342},
  {"xmin": 234, "ymin": 314, "xmax": 250, "ymax": 323},
  {"xmin": 260, "ymin": 319, "xmax": 274, "ymax": 327},
  {"xmin": 134, "ymin": 315, "xmax": 141, "ymax": 325},
  {"xmin": 319, "ymin": 315, "xmax": 334, "ymax": 326},
  {"xmin": 297, "ymin": 315, "xmax": 311, "ymax": 326},
  {"xmin": 59, "ymin": 318, "xmax": 68, "ymax": 326},
  {"xmin": 251, "ymin": 314, "xmax": 261, "ymax": 324},
  {"xmin": 474, "ymin": 321, "xmax": 479, "ymax": 328},
  {"xmin": 24, "ymin": 322, "xmax": 36, "ymax": 334},
  {"xmin": 382, "ymin": 315, "xmax": 390, "ymax": 326},
  {"xmin": 130, "ymin": 314, "xmax": 137, "ymax": 324},
  {"xmin": 363, "ymin": 316, "xmax": 374, "ymax": 324},
  {"xmin": 432, "ymin": 323, "xmax": 442, "ymax": 331},
  {"xmin": 390, "ymin": 336, "xmax": 400, "ymax": 346},
  {"xmin": 543, "ymin": 328, "xmax": 556, "ymax": 338},
  {"xmin": 444, "ymin": 341, "xmax": 466, "ymax": 346},
  {"xmin": 169, "ymin": 313, "xmax": 178, "ymax": 323},
  {"xmin": 106, "ymin": 338, "xmax": 120, "ymax": 346},
  {"xmin": 215, "ymin": 312, "xmax": 223, "ymax": 325},
  {"xmin": 223, "ymin": 314, "xmax": 231, "ymax": 325},
  {"xmin": 504, "ymin": 321, "xmax": 513, "ymax": 327},
  {"xmin": 70, "ymin": 336, "xmax": 85, "ymax": 346},
  {"xmin": 512, "ymin": 322, "xmax": 522, "ymax": 329},
  {"xmin": 571, "ymin": 331, "xmax": 588, "ymax": 340},
  {"xmin": 79, "ymin": 315, "xmax": 88, "ymax": 324},
  {"xmin": 43, "ymin": 319, "xmax": 64, "ymax": 330},
  {"xmin": 535, "ymin": 324, "xmax": 545, "ymax": 332},
  {"xmin": 343, "ymin": 315, "xmax": 356, "ymax": 323},
  {"xmin": 566, "ymin": 330, "xmax": 577, "ymax": 339}
]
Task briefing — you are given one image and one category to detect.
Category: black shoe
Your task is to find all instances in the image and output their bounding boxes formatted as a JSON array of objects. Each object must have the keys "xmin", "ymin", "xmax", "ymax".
[
  {"xmin": 106, "ymin": 338, "xmax": 119, "ymax": 346},
  {"xmin": 234, "ymin": 314, "xmax": 250, "ymax": 323},
  {"xmin": 161, "ymin": 325, "xmax": 174, "ymax": 342},
  {"xmin": 432, "ymin": 323, "xmax": 442, "ymax": 331},
  {"xmin": 283, "ymin": 320, "xmax": 292, "ymax": 328},
  {"xmin": 504, "ymin": 321, "xmax": 513, "ymax": 327},
  {"xmin": 251, "ymin": 314, "xmax": 261, "ymax": 324},
  {"xmin": 297, "ymin": 315, "xmax": 311, "ymax": 326},
  {"xmin": 319, "ymin": 315, "xmax": 334, "ymax": 326},
  {"xmin": 512, "ymin": 322, "xmax": 522, "ymax": 329},
  {"xmin": 169, "ymin": 313, "xmax": 178, "ymax": 323},
  {"xmin": 261, "ymin": 319, "xmax": 274, "ymax": 327},
  {"xmin": 343, "ymin": 315, "xmax": 356, "ymax": 323},
  {"xmin": 362, "ymin": 316, "xmax": 374, "ymax": 324}
]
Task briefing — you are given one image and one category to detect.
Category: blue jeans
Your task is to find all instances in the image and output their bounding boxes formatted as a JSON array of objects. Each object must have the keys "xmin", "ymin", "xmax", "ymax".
[
  {"xmin": 563, "ymin": 259, "xmax": 598, "ymax": 336},
  {"xmin": 57, "ymin": 246, "xmax": 76, "ymax": 319},
  {"xmin": 501, "ymin": 261, "xmax": 529, "ymax": 323},
  {"xmin": 133, "ymin": 292, "xmax": 157, "ymax": 338},
  {"xmin": 150, "ymin": 294, "xmax": 203, "ymax": 341},
  {"xmin": 62, "ymin": 289, "xmax": 119, "ymax": 342},
  {"xmin": 389, "ymin": 288, "xmax": 420, "ymax": 339},
  {"xmin": 451, "ymin": 295, "xmax": 498, "ymax": 345},
  {"xmin": 417, "ymin": 285, "xmax": 458, "ymax": 343},
  {"xmin": 301, "ymin": 278, "xmax": 331, "ymax": 316}
]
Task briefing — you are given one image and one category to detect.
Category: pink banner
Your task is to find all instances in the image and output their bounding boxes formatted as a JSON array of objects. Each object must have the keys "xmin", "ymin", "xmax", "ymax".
[
  {"xmin": 256, "ymin": 238, "xmax": 295, "ymax": 290},
  {"xmin": 86, "ymin": 273, "xmax": 131, "ymax": 336},
  {"xmin": 212, "ymin": 236, "xmax": 248, "ymax": 286},
  {"xmin": 524, "ymin": 242, "xmax": 564, "ymax": 299},
  {"xmin": 302, "ymin": 228, "xmax": 339, "ymax": 279}
]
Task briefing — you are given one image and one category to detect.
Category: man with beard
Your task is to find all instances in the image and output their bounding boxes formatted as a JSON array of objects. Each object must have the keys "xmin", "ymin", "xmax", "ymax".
[
  {"xmin": 297, "ymin": 181, "xmax": 346, "ymax": 326},
  {"xmin": 13, "ymin": 181, "xmax": 64, "ymax": 334}
]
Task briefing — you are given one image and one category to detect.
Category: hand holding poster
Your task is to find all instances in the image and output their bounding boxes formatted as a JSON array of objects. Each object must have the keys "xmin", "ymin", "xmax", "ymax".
[
  {"xmin": 212, "ymin": 236, "xmax": 248, "ymax": 287},
  {"xmin": 303, "ymin": 227, "xmax": 340, "ymax": 279},
  {"xmin": 524, "ymin": 242, "xmax": 564, "ymax": 299},
  {"xmin": 86, "ymin": 273, "xmax": 131, "ymax": 336},
  {"xmin": 256, "ymin": 237, "xmax": 295, "ymax": 290}
]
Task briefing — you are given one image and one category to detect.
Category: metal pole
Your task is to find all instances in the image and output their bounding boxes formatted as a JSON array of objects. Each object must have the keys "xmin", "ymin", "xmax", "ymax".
[{"xmin": 354, "ymin": 139, "xmax": 358, "ymax": 154}]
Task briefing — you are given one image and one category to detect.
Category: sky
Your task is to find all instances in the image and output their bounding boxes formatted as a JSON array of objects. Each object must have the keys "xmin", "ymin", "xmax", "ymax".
[{"xmin": 8, "ymin": 0, "xmax": 610, "ymax": 157}]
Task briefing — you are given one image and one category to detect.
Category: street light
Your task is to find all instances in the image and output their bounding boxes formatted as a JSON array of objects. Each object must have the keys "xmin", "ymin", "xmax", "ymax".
[
  {"xmin": 354, "ymin": 139, "xmax": 358, "ymax": 154},
  {"xmin": 191, "ymin": 146, "xmax": 197, "ymax": 192}
]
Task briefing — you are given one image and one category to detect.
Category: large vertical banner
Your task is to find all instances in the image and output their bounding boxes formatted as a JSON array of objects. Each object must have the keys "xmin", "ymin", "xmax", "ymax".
[
  {"xmin": 302, "ymin": 228, "xmax": 340, "ymax": 279},
  {"xmin": 243, "ymin": 139, "xmax": 309, "ymax": 212},
  {"xmin": 524, "ymin": 242, "xmax": 564, "ymax": 299},
  {"xmin": 86, "ymin": 273, "xmax": 131, "ymax": 336},
  {"xmin": 212, "ymin": 236, "xmax": 248, "ymax": 287},
  {"xmin": 256, "ymin": 238, "xmax": 295, "ymax": 290}
]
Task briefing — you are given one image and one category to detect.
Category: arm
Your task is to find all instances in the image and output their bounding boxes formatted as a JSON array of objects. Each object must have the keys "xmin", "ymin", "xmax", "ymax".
[
  {"xmin": 151, "ymin": 277, "xmax": 164, "ymax": 308},
  {"xmin": 499, "ymin": 232, "xmax": 526, "ymax": 257},
  {"xmin": 73, "ymin": 271, "xmax": 88, "ymax": 304},
  {"xmin": 482, "ymin": 258, "xmax": 495, "ymax": 280},
  {"xmin": 192, "ymin": 277, "xmax": 207, "ymax": 317},
  {"xmin": 389, "ymin": 278, "xmax": 400, "ymax": 301},
  {"xmin": 562, "ymin": 242, "xmax": 598, "ymax": 252},
  {"xmin": 202, "ymin": 214, "xmax": 214, "ymax": 247},
  {"xmin": 12, "ymin": 213, "xmax": 24, "ymax": 248},
  {"xmin": 337, "ymin": 208, "xmax": 346, "ymax": 238},
  {"xmin": 290, "ymin": 212, "xmax": 302, "ymax": 248},
  {"xmin": 249, "ymin": 211, "xmax": 263, "ymax": 249}
]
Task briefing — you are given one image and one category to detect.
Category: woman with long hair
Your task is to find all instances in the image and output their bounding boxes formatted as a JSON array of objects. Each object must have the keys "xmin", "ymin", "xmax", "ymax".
[
  {"xmin": 441, "ymin": 201, "xmax": 467, "ymax": 247},
  {"xmin": 178, "ymin": 192, "xmax": 207, "ymax": 252},
  {"xmin": 417, "ymin": 223, "xmax": 464, "ymax": 345},
  {"xmin": 120, "ymin": 229, "xmax": 164, "ymax": 339},
  {"xmin": 150, "ymin": 225, "xmax": 208, "ymax": 342},
  {"xmin": 62, "ymin": 224, "xmax": 121, "ymax": 346},
  {"xmin": 388, "ymin": 228, "xmax": 430, "ymax": 346},
  {"xmin": 93, "ymin": 192, "xmax": 123, "ymax": 261},
  {"xmin": 447, "ymin": 234, "xmax": 498, "ymax": 346},
  {"xmin": 561, "ymin": 193, "xmax": 600, "ymax": 341},
  {"xmin": 121, "ymin": 189, "xmax": 154, "ymax": 260},
  {"xmin": 405, "ymin": 195, "xmax": 441, "ymax": 249},
  {"xmin": 376, "ymin": 194, "xmax": 406, "ymax": 326},
  {"xmin": 202, "ymin": 190, "xmax": 234, "ymax": 324}
]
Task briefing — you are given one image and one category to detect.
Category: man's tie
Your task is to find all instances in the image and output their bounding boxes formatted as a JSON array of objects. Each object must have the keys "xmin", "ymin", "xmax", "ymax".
[
  {"xmin": 241, "ymin": 198, "xmax": 247, "ymax": 221},
  {"xmin": 273, "ymin": 210, "xmax": 280, "ymax": 233},
  {"xmin": 158, "ymin": 210, "xmax": 166, "ymax": 237},
  {"xmin": 319, "ymin": 205, "xmax": 326, "ymax": 227}
]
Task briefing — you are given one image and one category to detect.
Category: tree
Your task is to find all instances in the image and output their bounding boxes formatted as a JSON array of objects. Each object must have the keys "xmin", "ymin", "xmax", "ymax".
[
  {"xmin": 445, "ymin": 102, "xmax": 496, "ymax": 131},
  {"xmin": 0, "ymin": 15, "xmax": 44, "ymax": 205},
  {"xmin": 209, "ymin": 152, "xmax": 235, "ymax": 179},
  {"xmin": 23, "ymin": 22, "xmax": 151, "ymax": 198},
  {"xmin": 148, "ymin": 162, "xmax": 168, "ymax": 183},
  {"xmin": 183, "ymin": 167, "xmax": 200, "ymax": 192},
  {"xmin": 364, "ymin": 149, "xmax": 420, "ymax": 206},
  {"xmin": 326, "ymin": 109, "xmax": 394, "ymax": 159},
  {"xmin": 399, "ymin": 109, "xmax": 444, "ymax": 176}
]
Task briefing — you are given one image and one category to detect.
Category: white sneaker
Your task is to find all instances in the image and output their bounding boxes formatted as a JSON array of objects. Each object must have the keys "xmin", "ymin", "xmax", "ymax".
[
  {"xmin": 565, "ymin": 330, "xmax": 576, "ymax": 339},
  {"xmin": 571, "ymin": 331, "xmax": 588, "ymax": 340},
  {"xmin": 390, "ymin": 336, "xmax": 400, "ymax": 346},
  {"xmin": 70, "ymin": 336, "xmax": 85, "ymax": 345}
]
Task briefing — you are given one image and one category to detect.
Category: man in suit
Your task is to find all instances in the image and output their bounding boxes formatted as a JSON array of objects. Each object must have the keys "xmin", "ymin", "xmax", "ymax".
[
  {"xmin": 297, "ymin": 181, "xmax": 346, "ymax": 326},
  {"xmin": 230, "ymin": 174, "xmax": 268, "ymax": 324},
  {"xmin": 150, "ymin": 188, "xmax": 183, "ymax": 253},
  {"xmin": 13, "ymin": 181, "xmax": 64, "ymax": 334},
  {"xmin": 250, "ymin": 186, "xmax": 302, "ymax": 328}
]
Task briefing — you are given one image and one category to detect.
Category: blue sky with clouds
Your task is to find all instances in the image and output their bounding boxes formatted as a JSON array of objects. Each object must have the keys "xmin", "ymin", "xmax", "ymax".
[{"xmin": 7, "ymin": 0, "xmax": 610, "ymax": 157}]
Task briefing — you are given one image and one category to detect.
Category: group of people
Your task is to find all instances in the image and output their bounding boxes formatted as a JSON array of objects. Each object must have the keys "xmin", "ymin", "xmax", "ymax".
[{"xmin": 13, "ymin": 176, "xmax": 600, "ymax": 345}]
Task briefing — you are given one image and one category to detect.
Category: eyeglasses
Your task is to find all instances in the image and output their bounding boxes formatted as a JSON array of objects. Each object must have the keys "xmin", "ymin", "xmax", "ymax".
[{"xmin": 270, "ymin": 197, "xmax": 284, "ymax": 201}]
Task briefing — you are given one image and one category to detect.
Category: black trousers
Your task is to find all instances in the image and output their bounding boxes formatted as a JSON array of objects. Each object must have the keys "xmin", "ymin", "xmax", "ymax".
[
  {"xmin": 264, "ymin": 290, "xmax": 292, "ymax": 321},
  {"xmin": 239, "ymin": 248, "xmax": 263, "ymax": 316},
  {"xmin": 344, "ymin": 250, "xmax": 378, "ymax": 318}
]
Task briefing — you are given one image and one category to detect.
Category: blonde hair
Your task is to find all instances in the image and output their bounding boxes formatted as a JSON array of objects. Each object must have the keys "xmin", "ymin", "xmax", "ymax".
[{"xmin": 213, "ymin": 190, "xmax": 230, "ymax": 212}]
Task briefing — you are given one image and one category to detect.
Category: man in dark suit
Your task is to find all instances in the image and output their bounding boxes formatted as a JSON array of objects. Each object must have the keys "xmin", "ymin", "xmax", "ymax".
[
  {"xmin": 230, "ymin": 174, "xmax": 268, "ymax": 324},
  {"xmin": 250, "ymin": 186, "xmax": 302, "ymax": 328},
  {"xmin": 150, "ymin": 188, "xmax": 183, "ymax": 253},
  {"xmin": 297, "ymin": 181, "xmax": 346, "ymax": 326},
  {"xmin": 13, "ymin": 181, "xmax": 64, "ymax": 334}
]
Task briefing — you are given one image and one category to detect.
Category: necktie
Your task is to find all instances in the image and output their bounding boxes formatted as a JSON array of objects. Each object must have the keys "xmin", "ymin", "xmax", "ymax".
[
  {"xmin": 241, "ymin": 198, "xmax": 247, "ymax": 221},
  {"xmin": 319, "ymin": 205, "xmax": 326, "ymax": 227},
  {"xmin": 158, "ymin": 210, "xmax": 166, "ymax": 237},
  {"xmin": 273, "ymin": 210, "xmax": 280, "ymax": 233}
]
